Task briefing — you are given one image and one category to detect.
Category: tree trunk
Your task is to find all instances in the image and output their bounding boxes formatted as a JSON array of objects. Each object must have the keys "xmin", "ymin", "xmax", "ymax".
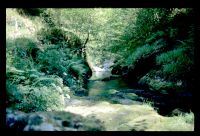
[{"xmin": 82, "ymin": 32, "xmax": 89, "ymax": 60}]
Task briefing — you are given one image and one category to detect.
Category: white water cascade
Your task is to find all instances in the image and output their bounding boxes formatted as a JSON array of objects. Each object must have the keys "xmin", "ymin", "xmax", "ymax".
[{"xmin": 88, "ymin": 60, "xmax": 114, "ymax": 80}]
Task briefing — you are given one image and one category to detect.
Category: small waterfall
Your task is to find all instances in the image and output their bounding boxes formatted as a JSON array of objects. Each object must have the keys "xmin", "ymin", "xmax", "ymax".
[{"xmin": 89, "ymin": 60, "xmax": 113, "ymax": 80}]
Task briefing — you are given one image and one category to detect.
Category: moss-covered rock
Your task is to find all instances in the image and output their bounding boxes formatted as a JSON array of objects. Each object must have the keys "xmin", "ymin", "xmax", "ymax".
[{"xmin": 68, "ymin": 59, "xmax": 92, "ymax": 95}]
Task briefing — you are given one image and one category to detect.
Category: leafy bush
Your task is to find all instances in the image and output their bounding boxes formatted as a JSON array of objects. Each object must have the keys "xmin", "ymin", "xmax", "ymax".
[
  {"xmin": 6, "ymin": 69, "xmax": 66, "ymax": 112},
  {"xmin": 6, "ymin": 38, "xmax": 39, "ymax": 70},
  {"xmin": 36, "ymin": 47, "xmax": 72, "ymax": 76},
  {"xmin": 16, "ymin": 85, "xmax": 65, "ymax": 112},
  {"xmin": 145, "ymin": 31, "xmax": 166, "ymax": 44},
  {"xmin": 127, "ymin": 9, "xmax": 171, "ymax": 47},
  {"xmin": 37, "ymin": 27, "xmax": 82, "ymax": 50},
  {"xmin": 6, "ymin": 80, "xmax": 23, "ymax": 107},
  {"xmin": 156, "ymin": 47, "xmax": 193, "ymax": 79},
  {"xmin": 126, "ymin": 39, "xmax": 166, "ymax": 65},
  {"xmin": 37, "ymin": 27, "xmax": 67, "ymax": 45},
  {"xmin": 32, "ymin": 75, "xmax": 63, "ymax": 87}
]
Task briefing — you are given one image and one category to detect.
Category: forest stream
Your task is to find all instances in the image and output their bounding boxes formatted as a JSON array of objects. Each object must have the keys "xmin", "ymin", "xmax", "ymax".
[
  {"xmin": 6, "ymin": 8, "xmax": 195, "ymax": 131},
  {"xmin": 64, "ymin": 69, "xmax": 193, "ymax": 131},
  {"xmin": 64, "ymin": 70, "xmax": 150, "ymax": 131}
]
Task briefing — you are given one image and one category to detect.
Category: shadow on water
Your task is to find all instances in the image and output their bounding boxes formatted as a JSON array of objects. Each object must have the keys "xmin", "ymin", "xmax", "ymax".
[
  {"xmin": 86, "ymin": 70, "xmax": 145, "ymax": 106},
  {"xmin": 88, "ymin": 78, "xmax": 129, "ymax": 96}
]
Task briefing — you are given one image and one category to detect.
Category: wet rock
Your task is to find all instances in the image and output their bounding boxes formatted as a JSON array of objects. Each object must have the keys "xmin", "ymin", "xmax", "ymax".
[
  {"xmin": 110, "ymin": 97, "xmax": 142, "ymax": 105},
  {"xmin": 6, "ymin": 108, "xmax": 28, "ymax": 130},
  {"xmin": 117, "ymin": 88, "xmax": 193, "ymax": 116},
  {"xmin": 28, "ymin": 114, "xmax": 46, "ymax": 125},
  {"xmin": 6, "ymin": 108, "xmax": 105, "ymax": 131},
  {"xmin": 24, "ymin": 122, "xmax": 55, "ymax": 131},
  {"xmin": 74, "ymin": 88, "xmax": 87, "ymax": 96}
]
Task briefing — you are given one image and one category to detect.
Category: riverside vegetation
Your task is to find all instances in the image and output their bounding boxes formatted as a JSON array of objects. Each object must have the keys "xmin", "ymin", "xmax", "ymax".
[{"xmin": 6, "ymin": 8, "xmax": 195, "ymax": 131}]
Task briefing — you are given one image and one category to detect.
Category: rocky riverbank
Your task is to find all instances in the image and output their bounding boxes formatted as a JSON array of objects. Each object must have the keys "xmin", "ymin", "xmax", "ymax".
[{"xmin": 6, "ymin": 108, "xmax": 104, "ymax": 131}]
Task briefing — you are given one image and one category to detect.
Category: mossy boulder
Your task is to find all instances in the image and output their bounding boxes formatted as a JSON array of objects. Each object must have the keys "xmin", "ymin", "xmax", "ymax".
[{"xmin": 69, "ymin": 59, "xmax": 92, "ymax": 89}]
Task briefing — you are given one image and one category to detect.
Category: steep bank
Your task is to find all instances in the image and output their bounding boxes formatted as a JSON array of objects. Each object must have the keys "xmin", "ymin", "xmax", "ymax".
[
  {"xmin": 110, "ymin": 9, "xmax": 195, "ymax": 114},
  {"xmin": 6, "ymin": 9, "xmax": 92, "ymax": 113}
]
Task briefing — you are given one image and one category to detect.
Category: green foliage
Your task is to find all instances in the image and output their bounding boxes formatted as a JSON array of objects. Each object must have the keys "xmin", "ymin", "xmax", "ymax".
[
  {"xmin": 37, "ymin": 27, "xmax": 67, "ymax": 45},
  {"xmin": 109, "ymin": 8, "xmax": 195, "ymax": 94},
  {"xmin": 156, "ymin": 47, "xmax": 193, "ymax": 79},
  {"xmin": 6, "ymin": 38, "xmax": 39, "ymax": 70},
  {"xmin": 27, "ymin": 8, "xmax": 91, "ymax": 90},
  {"xmin": 145, "ymin": 31, "xmax": 166, "ymax": 44},
  {"xmin": 37, "ymin": 27, "xmax": 82, "ymax": 51},
  {"xmin": 126, "ymin": 39, "xmax": 166, "ymax": 65},
  {"xmin": 110, "ymin": 8, "xmax": 194, "ymax": 66},
  {"xmin": 121, "ymin": 9, "xmax": 171, "ymax": 50},
  {"xmin": 35, "ymin": 45, "xmax": 88, "ymax": 80},
  {"xmin": 133, "ymin": 9, "xmax": 169, "ymax": 39},
  {"xmin": 6, "ymin": 8, "xmax": 93, "ymax": 113},
  {"xmin": 138, "ymin": 70, "xmax": 177, "ymax": 93},
  {"xmin": 70, "ymin": 62, "xmax": 90, "ymax": 77},
  {"xmin": 149, "ymin": 79, "xmax": 175, "ymax": 93},
  {"xmin": 36, "ymin": 48, "xmax": 69, "ymax": 75},
  {"xmin": 157, "ymin": 48, "xmax": 190, "ymax": 65},
  {"xmin": 6, "ymin": 80, "xmax": 23, "ymax": 107},
  {"xmin": 32, "ymin": 75, "xmax": 63, "ymax": 87},
  {"xmin": 6, "ymin": 67, "xmax": 66, "ymax": 112},
  {"xmin": 16, "ymin": 85, "xmax": 64, "ymax": 112}
]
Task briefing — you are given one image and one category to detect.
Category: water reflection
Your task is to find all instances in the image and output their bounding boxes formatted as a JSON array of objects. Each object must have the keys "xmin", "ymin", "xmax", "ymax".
[{"xmin": 88, "ymin": 78, "xmax": 129, "ymax": 96}]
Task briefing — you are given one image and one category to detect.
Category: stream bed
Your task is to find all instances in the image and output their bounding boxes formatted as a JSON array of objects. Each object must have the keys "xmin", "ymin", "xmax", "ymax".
[{"xmin": 64, "ymin": 70, "xmax": 194, "ymax": 131}]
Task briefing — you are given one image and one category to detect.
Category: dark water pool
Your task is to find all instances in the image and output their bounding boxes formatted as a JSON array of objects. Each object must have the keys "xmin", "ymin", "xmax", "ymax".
[{"xmin": 87, "ymin": 78, "xmax": 129, "ymax": 96}]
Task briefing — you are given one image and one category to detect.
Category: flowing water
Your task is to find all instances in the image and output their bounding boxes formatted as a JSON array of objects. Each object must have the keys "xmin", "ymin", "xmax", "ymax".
[{"xmin": 64, "ymin": 69, "xmax": 194, "ymax": 131}]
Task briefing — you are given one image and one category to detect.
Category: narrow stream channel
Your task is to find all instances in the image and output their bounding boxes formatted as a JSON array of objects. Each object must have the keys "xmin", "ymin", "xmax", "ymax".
[
  {"xmin": 85, "ymin": 70, "xmax": 193, "ymax": 116},
  {"xmin": 64, "ymin": 70, "xmax": 194, "ymax": 131},
  {"xmin": 85, "ymin": 70, "xmax": 144, "ymax": 105}
]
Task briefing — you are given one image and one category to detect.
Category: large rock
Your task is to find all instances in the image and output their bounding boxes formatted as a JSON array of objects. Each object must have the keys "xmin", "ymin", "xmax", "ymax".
[
  {"xmin": 6, "ymin": 108, "xmax": 105, "ymax": 131},
  {"xmin": 69, "ymin": 59, "xmax": 92, "ymax": 96}
]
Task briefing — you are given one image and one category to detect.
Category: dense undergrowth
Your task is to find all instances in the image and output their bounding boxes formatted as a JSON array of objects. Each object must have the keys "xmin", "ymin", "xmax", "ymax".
[
  {"xmin": 111, "ymin": 8, "xmax": 195, "ymax": 96},
  {"xmin": 6, "ymin": 9, "xmax": 91, "ymax": 112}
]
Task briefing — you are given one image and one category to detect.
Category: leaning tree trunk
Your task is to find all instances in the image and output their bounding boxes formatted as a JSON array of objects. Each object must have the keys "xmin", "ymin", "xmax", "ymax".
[{"xmin": 82, "ymin": 32, "xmax": 89, "ymax": 60}]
